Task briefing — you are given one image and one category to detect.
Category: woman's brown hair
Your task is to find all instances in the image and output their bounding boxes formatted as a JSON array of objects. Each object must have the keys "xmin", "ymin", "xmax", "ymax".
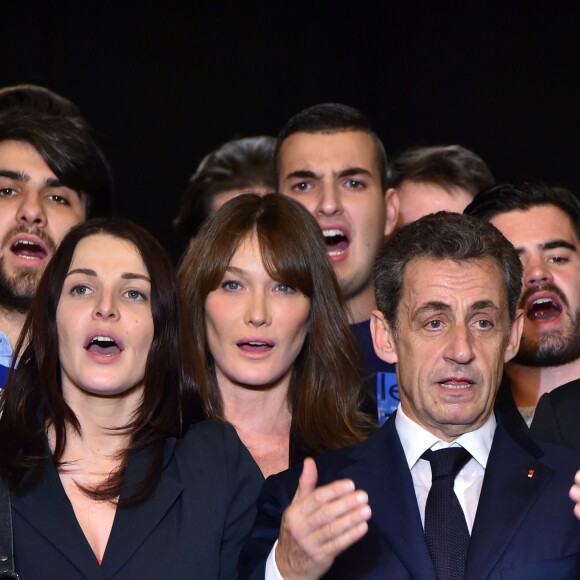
[
  {"xmin": 0, "ymin": 218, "xmax": 202, "ymax": 505},
  {"xmin": 178, "ymin": 193, "xmax": 371, "ymax": 457}
]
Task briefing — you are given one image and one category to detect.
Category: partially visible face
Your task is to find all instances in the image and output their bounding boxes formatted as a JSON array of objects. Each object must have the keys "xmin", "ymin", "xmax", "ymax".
[
  {"xmin": 205, "ymin": 233, "xmax": 311, "ymax": 393},
  {"xmin": 0, "ymin": 140, "xmax": 86, "ymax": 311},
  {"xmin": 394, "ymin": 180, "xmax": 473, "ymax": 230},
  {"xmin": 371, "ymin": 257, "xmax": 522, "ymax": 441},
  {"xmin": 278, "ymin": 131, "xmax": 396, "ymax": 302},
  {"xmin": 490, "ymin": 205, "xmax": 580, "ymax": 366},
  {"xmin": 56, "ymin": 234, "xmax": 154, "ymax": 400},
  {"xmin": 210, "ymin": 186, "xmax": 271, "ymax": 213}
]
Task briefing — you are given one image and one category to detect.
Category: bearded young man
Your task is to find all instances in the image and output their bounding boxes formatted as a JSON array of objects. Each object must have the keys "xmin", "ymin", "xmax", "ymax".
[
  {"xmin": 465, "ymin": 182, "xmax": 580, "ymax": 450},
  {"xmin": 0, "ymin": 112, "xmax": 112, "ymax": 383}
]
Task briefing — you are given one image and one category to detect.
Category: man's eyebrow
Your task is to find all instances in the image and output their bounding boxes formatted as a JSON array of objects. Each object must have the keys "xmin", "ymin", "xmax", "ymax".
[
  {"xmin": 45, "ymin": 177, "xmax": 64, "ymax": 188},
  {"xmin": 337, "ymin": 167, "xmax": 373, "ymax": 178},
  {"xmin": 0, "ymin": 169, "xmax": 29, "ymax": 182},
  {"xmin": 540, "ymin": 240, "xmax": 576, "ymax": 252},
  {"xmin": 285, "ymin": 170, "xmax": 318, "ymax": 180},
  {"xmin": 415, "ymin": 301, "xmax": 451, "ymax": 316},
  {"xmin": 0, "ymin": 170, "xmax": 70, "ymax": 191},
  {"xmin": 470, "ymin": 300, "xmax": 500, "ymax": 313}
]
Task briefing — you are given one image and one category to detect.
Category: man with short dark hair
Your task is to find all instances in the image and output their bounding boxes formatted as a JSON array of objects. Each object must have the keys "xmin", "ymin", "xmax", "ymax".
[
  {"xmin": 0, "ymin": 112, "xmax": 113, "ymax": 383},
  {"xmin": 276, "ymin": 103, "xmax": 399, "ymax": 424},
  {"xmin": 465, "ymin": 182, "xmax": 580, "ymax": 450},
  {"xmin": 388, "ymin": 144, "xmax": 494, "ymax": 230},
  {"xmin": 173, "ymin": 135, "xmax": 276, "ymax": 243},
  {"xmin": 240, "ymin": 212, "xmax": 580, "ymax": 579}
]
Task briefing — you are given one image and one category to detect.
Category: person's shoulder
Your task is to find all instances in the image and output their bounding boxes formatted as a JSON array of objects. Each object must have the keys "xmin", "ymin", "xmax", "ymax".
[
  {"xmin": 543, "ymin": 378, "xmax": 580, "ymax": 405},
  {"xmin": 536, "ymin": 437, "xmax": 580, "ymax": 467}
]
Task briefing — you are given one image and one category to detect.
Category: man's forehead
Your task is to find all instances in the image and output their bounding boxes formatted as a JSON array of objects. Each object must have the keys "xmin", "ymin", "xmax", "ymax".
[
  {"xmin": 401, "ymin": 257, "xmax": 506, "ymax": 309},
  {"xmin": 490, "ymin": 205, "xmax": 580, "ymax": 249},
  {"xmin": 279, "ymin": 130, "xmax": 380, "ymax": 172}
]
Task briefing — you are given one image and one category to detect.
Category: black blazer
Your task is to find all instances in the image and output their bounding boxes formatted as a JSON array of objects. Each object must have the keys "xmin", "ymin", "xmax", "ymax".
[
  {"xmin": 11, "ymin": 421, "xmax": 263, "ymax": 579},
  {"xmin": 531, "ymin": 378, "xmax": 580, "ymax": 452},
  {"xmin": 239, "ymin": 414, "xmax": 580, "ymax": 579},
  {"xmin": 495, "ymin": 376, "xmax": 580, "ymax": 452}
]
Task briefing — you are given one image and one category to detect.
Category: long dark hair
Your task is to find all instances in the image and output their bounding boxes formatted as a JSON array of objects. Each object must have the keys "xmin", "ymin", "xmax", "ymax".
[
  {"xmin": 178, "ymin": 193, "xmax": 371, "ymax": 456},
  {"xmin": 0, "ymin": 218, "xmax": 201, "ymax": 505}
]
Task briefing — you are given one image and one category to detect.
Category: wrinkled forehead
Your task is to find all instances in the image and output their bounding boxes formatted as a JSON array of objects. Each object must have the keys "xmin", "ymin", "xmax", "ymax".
[{"xmin": 401, "ymin": 257, "xmax": 508, "ymax": 314}]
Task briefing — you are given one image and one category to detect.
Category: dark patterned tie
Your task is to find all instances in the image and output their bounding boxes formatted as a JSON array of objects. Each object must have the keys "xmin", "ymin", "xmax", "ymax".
[{"xmin": 421, "ymin": 447, "xmax": 471, "ymax": 580}]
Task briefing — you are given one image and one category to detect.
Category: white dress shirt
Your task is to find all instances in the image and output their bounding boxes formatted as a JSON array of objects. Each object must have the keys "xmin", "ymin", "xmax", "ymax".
[
  {"xmin": 265, "ymin": 405, "xmax": 496, "ymax": 578},
  {"xmin": 395, "ymin": 405, "xmax": 495, "ymax": 533}
]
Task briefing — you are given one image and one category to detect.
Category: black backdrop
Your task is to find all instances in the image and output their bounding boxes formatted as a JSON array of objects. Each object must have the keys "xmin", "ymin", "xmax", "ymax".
[{"xmin": 3, "ymin": 2, "xmax": 579, "ymax": 261}]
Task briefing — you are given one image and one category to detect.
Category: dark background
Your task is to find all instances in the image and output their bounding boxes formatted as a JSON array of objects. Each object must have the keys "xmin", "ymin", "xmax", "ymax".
[{"xmin": 3, "ymin": 2, "xmax": 579, "ymax": 261}]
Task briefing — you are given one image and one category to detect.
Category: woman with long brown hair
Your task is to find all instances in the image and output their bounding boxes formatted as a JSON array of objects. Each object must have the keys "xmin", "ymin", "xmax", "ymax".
[
  {"xmin": 0, "ymin": 218, "xmax": 262, "ymax": 578},
  {"xmin": 178, "ymin": 193, "xmax": 372, "ymax": 477}
]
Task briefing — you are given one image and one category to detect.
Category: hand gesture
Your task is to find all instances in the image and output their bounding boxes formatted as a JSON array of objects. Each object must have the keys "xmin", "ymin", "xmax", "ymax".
[{"xmin": 275, "ymin": 457, "xmax": 371, "ymax": 580}]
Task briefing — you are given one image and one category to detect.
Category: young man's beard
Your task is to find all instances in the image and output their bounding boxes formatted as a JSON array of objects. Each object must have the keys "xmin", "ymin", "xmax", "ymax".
[
  {"xmin": 0, "ymin": 259, "xmax": 39, "ymax": 314},
  {"xmin": 513, "ymin": 309, "xmax": 580, "ymax": 367}
]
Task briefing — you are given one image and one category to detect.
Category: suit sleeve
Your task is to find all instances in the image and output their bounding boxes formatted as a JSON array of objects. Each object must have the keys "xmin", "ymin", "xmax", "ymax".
[{"xmin": 219, "ymin": 423, "xmax": 264, "ymax": 580}]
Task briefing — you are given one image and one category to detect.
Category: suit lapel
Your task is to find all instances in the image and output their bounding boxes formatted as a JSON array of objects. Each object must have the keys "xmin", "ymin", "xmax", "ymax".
[
  {"xmin": 12, "ymin": 458, "xmax": 102, "ymax": 577},
  {"xmin": 340, "ymin": 418, "xmax": 436, "ymax": 580},
  {"xmin": 465, "ymin": 424, "xmax": 551, "ymax": 580},
  {"xmin": 101, "ymin": 438, "xmax": 184, "ymax": 577}
]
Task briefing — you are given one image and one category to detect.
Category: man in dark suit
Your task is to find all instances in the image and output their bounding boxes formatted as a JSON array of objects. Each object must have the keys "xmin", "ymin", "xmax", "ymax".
[
  {"xmin": 239, "ymin": 212, "xmax": 580, "ymax": 579},
  {"xmin": 465, "ymin": 183, "xmax": 580, "ymax": 450}
]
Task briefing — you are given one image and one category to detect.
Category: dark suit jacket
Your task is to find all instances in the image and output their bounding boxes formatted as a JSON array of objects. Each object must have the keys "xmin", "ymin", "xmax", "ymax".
[
  {"xmin": 11, "ymin": 421, "xmax": 263, "ymax": 579},
  {"xmin": 495, "ymin": 376, "xmax": 580, "ymax": 453},
  {"xmin": 239, "ymin": 414, "xmax": 580, "ymax": 579},
  {"xmin": 531, "ymin": 378, "xmax": 580, "ymax": 452}
]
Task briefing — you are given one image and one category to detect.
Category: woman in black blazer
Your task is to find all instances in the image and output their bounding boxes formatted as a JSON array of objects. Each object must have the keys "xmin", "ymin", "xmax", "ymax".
[
  {"xmin": 178, "ymin": 194, "xmax": 373, "ymax": 478},
  {"xmin": 0, "ymin": 218, "xmax": 262, "ymax": 579}
]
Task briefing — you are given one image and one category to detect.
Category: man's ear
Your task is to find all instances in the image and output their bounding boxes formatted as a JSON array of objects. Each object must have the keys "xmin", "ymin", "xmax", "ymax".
[
  {"xmin": 384, "ymin": 188, "xmax": 399, "ymax": 238},
  {"xmin": 370, "ymin": 309, "xmax": 398, "ymax": 364},
  {"xmin": 504, "ymin": 308, "xmax": 524, "ymax": 363}
]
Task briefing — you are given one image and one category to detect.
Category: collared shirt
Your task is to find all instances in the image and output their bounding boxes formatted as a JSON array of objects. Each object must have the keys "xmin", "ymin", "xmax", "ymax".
[
  {"xmin": 0, "ymin": 331, "xmax": 13, "ymax": 387},
  {"xmin": 395, "ymin": 404, "xmax": 495, "ymax": 532},
  {"xmin": 265, "ymin": 405, "xmax": 496, "ymax": 579},
  {"xmin": 0, "ymin": 331, "xmax": 13, "ymax": 369}
]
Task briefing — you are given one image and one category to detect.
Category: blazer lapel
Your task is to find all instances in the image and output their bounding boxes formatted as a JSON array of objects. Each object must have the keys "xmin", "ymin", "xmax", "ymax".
[
  {"xmin": 101, "ymin": 438, "xmax": 184, "ymax": 577},
  {"xmin": 465, "ymin": 424, "xmax": 551, "ymax": 580},
  {"xmin": 12, "ymin": 458, "xmax": 102, "ymax": 577},
  {"xmin": 340, "ymin": 418, "xmax": 436, "ymax": 580}
]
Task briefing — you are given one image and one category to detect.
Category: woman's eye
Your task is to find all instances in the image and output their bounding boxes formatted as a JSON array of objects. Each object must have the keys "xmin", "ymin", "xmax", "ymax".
[
  {"xmin": 274, "ymin": 283, "xmax": 294, "ymax": 294},
  {"xmin": 71, "ymin": 285, "xmax": 93, "ymax": 296},
  {"xmin": 125, "ymin": 289, "xmax": 147, "ymax": 301},
  {"xmin": 222, "ymin": 280, "xmax": 242, "ymax": 291}
]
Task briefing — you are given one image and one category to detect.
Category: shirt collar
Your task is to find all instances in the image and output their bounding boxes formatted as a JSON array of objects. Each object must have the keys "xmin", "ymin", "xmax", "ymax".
[
  {"xmin": 0, "ymin": 331, "xmax": 13, "ymax": 368},
  {"xmin": 395, "ymin": 404, "xmax": 496, "ymax": 470}
]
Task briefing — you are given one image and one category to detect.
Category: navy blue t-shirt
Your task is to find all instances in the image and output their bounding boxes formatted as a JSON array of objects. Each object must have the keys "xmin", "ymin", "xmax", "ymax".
[{"xmin": 350, "ymin": 320, "xmax": 399, "ymax": 425}]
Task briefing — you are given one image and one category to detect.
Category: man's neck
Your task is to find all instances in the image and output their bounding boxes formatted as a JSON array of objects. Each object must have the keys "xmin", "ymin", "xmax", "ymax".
[
  {"xmin": 0, "ymin": 306, "xmax": 27, "ymax": 351},
  {"xmin": 346, "ymin": 284, "xmax": 376, "ymax": 324},
  {"xmin": 506, "ymin": 359, "xmax": 580, "ymax": 407}
]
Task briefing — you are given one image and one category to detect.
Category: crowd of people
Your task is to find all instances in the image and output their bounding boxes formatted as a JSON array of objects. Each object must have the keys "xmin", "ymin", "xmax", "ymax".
[{"xmin": 0, "ymin": 83, "xmax": 579, "ymax": 578}]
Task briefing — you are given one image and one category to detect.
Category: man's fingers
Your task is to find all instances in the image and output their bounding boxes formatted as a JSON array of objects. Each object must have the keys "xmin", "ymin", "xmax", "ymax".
[
  {"xmin": 295, "ymin": 458, "xmax": 318, "ymax": 500},
  {"xmin": 309, "ymin": 500, "xmax": 371, "ymax": 548},
  {"xmin": 309, "ymin": 490, "xmax": 369, "ymax": 529}
]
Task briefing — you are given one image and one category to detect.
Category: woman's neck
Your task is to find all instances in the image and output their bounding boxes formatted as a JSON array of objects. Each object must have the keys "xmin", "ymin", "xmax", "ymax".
[
  {"xmin": 220, "ymin": 378, "xmax": 291, "ymax": 434},
  {"xmin": 218, "ymin": 375, "xmax": 292, "ymax": 477}
]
